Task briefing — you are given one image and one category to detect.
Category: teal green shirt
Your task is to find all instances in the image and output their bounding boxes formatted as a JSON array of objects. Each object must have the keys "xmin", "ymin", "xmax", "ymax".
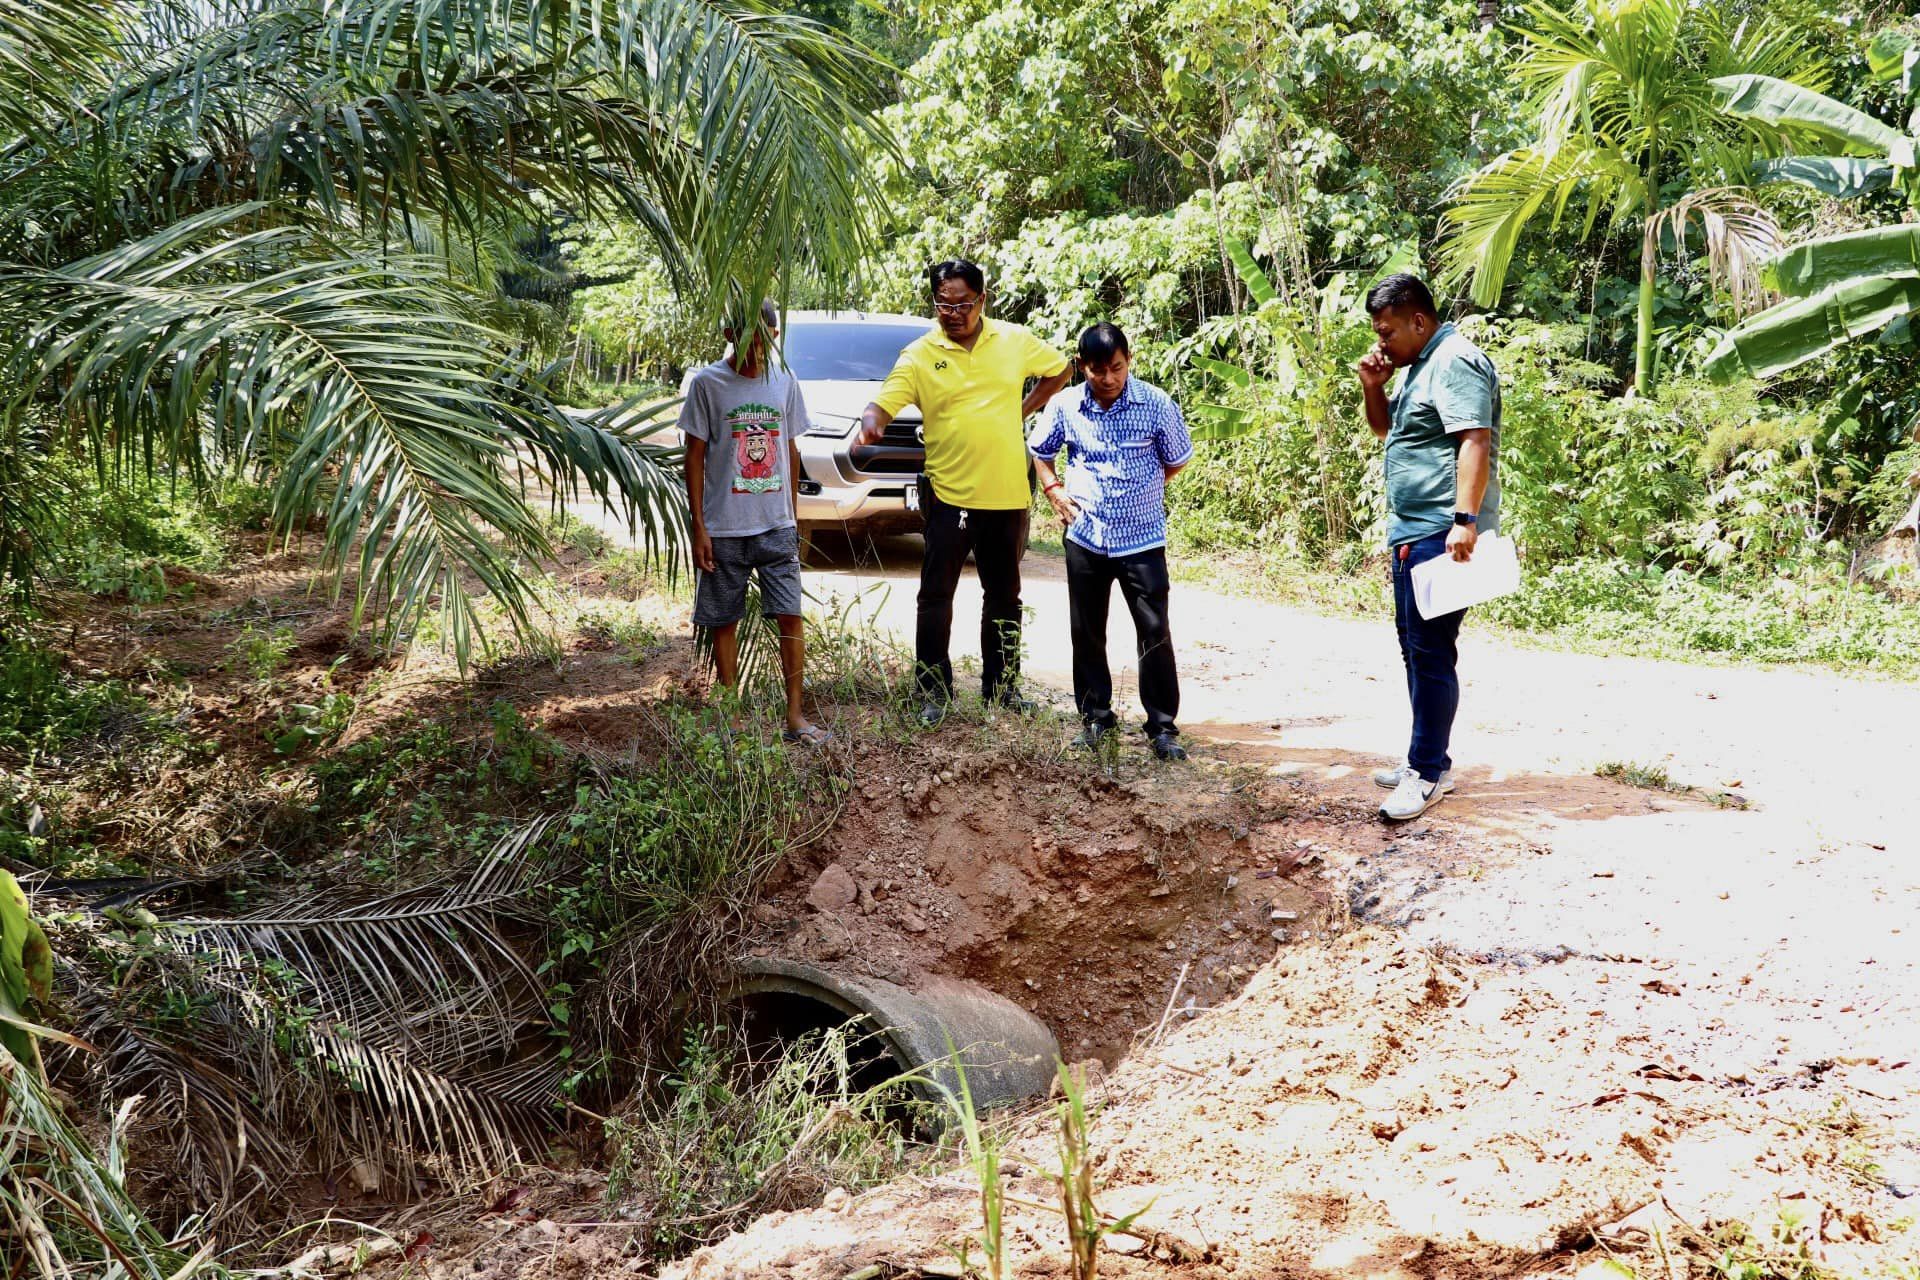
[{"xmin": 1385, "ymin": 322, "xmax": 1501, "ymax": 547}]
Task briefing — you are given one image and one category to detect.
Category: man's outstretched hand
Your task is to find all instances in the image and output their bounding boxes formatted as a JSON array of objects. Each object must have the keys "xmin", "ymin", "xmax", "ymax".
[{"xmin": 1356, "ymin": 346, "xmax": 1395, "ymax": 392}]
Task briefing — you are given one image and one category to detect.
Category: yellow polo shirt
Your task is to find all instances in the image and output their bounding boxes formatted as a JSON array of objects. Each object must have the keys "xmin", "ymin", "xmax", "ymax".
[{"xmin": 874, "ymin": 318, "xmax": 1069, "ymax": 510}]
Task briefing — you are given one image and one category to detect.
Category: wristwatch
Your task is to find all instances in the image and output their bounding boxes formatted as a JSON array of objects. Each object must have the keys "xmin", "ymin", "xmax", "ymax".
[{"xmin": 1453, "ymin": 511, "xmax": 1478, "ymax": 526}]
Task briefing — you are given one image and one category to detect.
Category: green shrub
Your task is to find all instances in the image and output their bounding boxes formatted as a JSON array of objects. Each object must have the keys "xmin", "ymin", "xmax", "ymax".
[
  {"xmin": 559, "ymin": 706, "xmax": 829, "ymax": 930},
  {"xmin": 225, "ymin": 623, "xmax": 296, "ymax": 680},
  {"xmin": 604, "ymin": 1022, "xmax": 909, "ymax": 1259},
  {"xmin": 0, "ymin": 639, "xmax": 141, "ymax": 758},
  {"xmin": 41, "ymin": 464, "xmax": 263, "ymax": 598},
  {"xmin": 1484, "ymin": 558, "xmax": 1920, "ymax": 670}
]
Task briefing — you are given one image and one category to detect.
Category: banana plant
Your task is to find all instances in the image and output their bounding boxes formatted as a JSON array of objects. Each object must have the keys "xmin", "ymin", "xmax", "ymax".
[
  {"xmin": 1704, "ymin": 33, "xmax": 1920, "ymax": 383},
  {"xmin": 0, "ymin": 869, "xmax": 54, "ymax": 1070}
]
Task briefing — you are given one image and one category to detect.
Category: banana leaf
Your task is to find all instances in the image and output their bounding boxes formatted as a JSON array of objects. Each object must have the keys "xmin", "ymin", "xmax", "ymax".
[
  {"xmin": 1761, "ymin": 224, "xmax": 1920, "ymax": 297},
  {"xmin": 0, "ymin": 870, "xmax": 51, "ymax": 1066},
  {"xmin": 1226, "ymin": 239, "xmax": 1278, "ymax": 307},
  {"xmin": 1705, "ymin": 271, "xmax": 1920, "ymax": 382},
  {"xmin": 1187, "ymin": 355, "xmax": 1253, "ymax": 390},
  {"xmin": 1753, "ymin": 155, "xmax": 1895, "ymax": 199},
  {"xmin": 1867, "ymin": 31, "xmax": 1918, "ymax": 97},
  {"xmin": 1187, "ymin": 403, "xmax": 1262, "ymax": 441},
  {"xmin": 1712, "ymin": 74, "xmax": 1913, "ymax": 163}
]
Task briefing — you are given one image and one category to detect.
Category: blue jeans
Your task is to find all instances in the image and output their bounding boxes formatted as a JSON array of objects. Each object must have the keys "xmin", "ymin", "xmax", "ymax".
[{"xmin": 1391, "ymin": 532, "xmax": 1466, "ymax": 783}]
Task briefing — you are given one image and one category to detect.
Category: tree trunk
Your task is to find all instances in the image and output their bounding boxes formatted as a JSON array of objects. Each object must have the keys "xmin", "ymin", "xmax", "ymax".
[
  {"xmin": 1633, "ymin": 237, "xmax": 1657, "ymax": 395},
  {"xmin": 1633, "ymin": 164, "xmax": 1660, "ymax": 397}
]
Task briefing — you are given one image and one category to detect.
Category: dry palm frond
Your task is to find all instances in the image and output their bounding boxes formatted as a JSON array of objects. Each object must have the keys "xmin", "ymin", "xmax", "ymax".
[
  {"xmin": 53, "ymin": 820, "xmax": 563, "ymax": 1221},
  {"xmin": 1645, "ymin": 187, "xmax": 1786, "ymax": 318},
  {"xmin": 64, "ymin": 977, "xmax": 288, "ymax": 1214},
  {"xmin": 164, "ymin": 819, "xmax": 550, "ymax": 1060}
]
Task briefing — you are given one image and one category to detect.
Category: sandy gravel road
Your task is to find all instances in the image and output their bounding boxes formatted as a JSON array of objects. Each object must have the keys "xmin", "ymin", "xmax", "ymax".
[{"xmin": 795, "ymin": 529, "xmax": 1920, "ymax": 1067}]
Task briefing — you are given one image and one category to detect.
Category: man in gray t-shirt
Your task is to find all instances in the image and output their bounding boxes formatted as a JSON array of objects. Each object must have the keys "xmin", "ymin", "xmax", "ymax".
[{"xmin": 679, "ymin": 300, "xmax": 827, "ymax": 745}]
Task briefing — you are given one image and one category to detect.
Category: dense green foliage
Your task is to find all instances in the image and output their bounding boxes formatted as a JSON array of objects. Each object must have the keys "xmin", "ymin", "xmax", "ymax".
[{"xmin": 775, "ymin": 0, "xmax": 1917, "ymax": 658}]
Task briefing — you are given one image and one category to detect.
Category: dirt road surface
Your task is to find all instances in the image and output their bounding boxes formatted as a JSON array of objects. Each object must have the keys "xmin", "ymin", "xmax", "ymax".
[
  {"xmin": 804, "ymin": 530, "xmax": 1920, "ymax": 989},
  {"xmin": 530, "ymin": 514, "xmax": 1920, "ymax": 1277}
]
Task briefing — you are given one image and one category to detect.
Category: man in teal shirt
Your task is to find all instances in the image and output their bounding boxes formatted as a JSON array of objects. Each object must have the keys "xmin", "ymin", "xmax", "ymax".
[{"xmin": 1356, "ymin": 273, "xmax": 1501, "ymax": 821}]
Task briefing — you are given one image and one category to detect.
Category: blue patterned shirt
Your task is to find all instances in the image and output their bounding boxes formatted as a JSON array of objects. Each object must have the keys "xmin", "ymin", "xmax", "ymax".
[{"xmin": 1028, "ymin": 377, "xmax": 1194, "ymax": 557}]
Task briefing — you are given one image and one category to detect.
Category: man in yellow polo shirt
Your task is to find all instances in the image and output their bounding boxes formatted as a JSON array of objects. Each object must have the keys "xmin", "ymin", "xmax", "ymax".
[{"xmin": 856, "ymin": 260, "xmax": 1070, "ymax": 725}]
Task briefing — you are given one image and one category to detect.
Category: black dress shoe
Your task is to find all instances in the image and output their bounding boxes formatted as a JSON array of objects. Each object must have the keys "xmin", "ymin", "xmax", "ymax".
[
  {"xmin": 995, "ymin": 690, "xmax": 1037, "ymax": 715},
  {"xmin": 919, "ymin": 701, "xmax": 950, "ymax": 728},
  {"xmin": 1149, "ymin": 732, "xmax": 1187, "ymax": 761}
]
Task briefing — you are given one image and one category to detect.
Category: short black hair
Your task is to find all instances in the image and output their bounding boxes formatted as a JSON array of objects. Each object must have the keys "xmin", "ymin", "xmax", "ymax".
[
  {"xmin": 928, "ymin": 259, "xmax": 985, "ymax": 296},
  {"xmin": 724, "ymin": 297, "xmax": 780, "ymax": 334},
  {"xmin": 1364, "ymin": 273, "xmax": 1438, "ymax": 319},
  {"xmin": 1077, "ymin": 322, "xmax": 1130, "ymax": 364}
]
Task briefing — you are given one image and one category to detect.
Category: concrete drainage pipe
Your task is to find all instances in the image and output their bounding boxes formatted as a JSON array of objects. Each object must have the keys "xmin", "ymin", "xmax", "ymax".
[{"xmin": 721, "ymin": 957, "xmax": 1061, "ymax": 1109}]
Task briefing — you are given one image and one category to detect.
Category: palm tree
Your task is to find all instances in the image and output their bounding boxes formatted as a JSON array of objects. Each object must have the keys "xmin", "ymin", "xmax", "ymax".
[
  {"xmin": 1437, "ymin": 0, "xmax": 1823, "ymax": 393},
  {"xmin": 0, "ymin": 0, "xmax": 891, "ymax": 663}
]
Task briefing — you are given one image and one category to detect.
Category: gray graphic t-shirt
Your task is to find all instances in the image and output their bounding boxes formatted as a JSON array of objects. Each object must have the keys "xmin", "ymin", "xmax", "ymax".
[{"xmin": 678, "ymin": 360, "xmax": 807, "ymax": 538}]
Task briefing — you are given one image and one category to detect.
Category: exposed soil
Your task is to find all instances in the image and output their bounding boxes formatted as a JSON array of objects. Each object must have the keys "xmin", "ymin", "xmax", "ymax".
[
  {"xmin": 23, "ymin": 530, "xmax": 1920, "ymax": 1280},
  {"xmin": 751, "ymin": 741, "xmax": 1332, "ymax": 1064}
]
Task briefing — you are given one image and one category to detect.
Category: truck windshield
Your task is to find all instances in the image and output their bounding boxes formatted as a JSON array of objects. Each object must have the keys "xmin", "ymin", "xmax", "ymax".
[{"xmin": 782, "ymin": 322, "xmax": 928, "ymax": 381}]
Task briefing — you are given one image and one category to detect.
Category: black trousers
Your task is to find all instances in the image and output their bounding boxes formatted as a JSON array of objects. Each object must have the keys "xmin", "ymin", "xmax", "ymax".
[
  {"xmin": 915, "ymin": 476, "xmax": 1028, "ymax": 702},
  {"xmin": 1064, "ymin": 540, "xmax": 1178, "ymax": 737}
]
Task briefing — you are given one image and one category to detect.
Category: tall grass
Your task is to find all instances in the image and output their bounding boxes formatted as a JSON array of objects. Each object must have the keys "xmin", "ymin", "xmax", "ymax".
[{"xmin": 603, "ymin": 1023, "xmax": 911, "ymax": 1259}]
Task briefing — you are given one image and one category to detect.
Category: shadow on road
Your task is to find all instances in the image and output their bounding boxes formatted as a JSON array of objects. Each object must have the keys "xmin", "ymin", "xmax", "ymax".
[{"xmin": 1192, "ymin": 730, "xmax": 1738, "ymax": 834}]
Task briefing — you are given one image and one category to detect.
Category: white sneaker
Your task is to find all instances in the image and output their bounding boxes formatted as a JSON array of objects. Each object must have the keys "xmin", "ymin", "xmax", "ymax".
[
  {"xmin": 1379, "ymin": 770, "xmax": 1453, "ymax": 821},
  {"xmin": 1372, "ymin": 763, "xmax": 1414, "ymax": 789}
]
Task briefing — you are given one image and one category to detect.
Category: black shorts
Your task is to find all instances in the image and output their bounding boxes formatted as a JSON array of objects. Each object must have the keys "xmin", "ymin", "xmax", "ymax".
[{"xmin": 693, "ymin": 526, "xmax": 804, "ymax": 626}]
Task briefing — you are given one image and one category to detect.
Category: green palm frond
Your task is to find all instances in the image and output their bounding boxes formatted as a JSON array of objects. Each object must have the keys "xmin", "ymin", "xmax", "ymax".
[
  {"xmin": 1, "ymin": 0, "xmax": 890, "ymax": 639},
  {"xmin": 30, "ymin": 0, "xmax": 892, "ymax": 304},
  {"xmin": 515, "ymin": 383, "xmax": 689, "ymax": 568},
  {"xmin": 1445, "ymin": 0, "xmax": 1827, "ymax": 312},
  {"xmin": 0, "ymin": 208, "xmax": 560, "ymax": 662},
  {"xmin": 1439, "ymin": 144, "xmax": 1633, "ymax": 305},
  {"xmin": 0, "ymin": 0, "xmax": 113, "ymax": 136}
]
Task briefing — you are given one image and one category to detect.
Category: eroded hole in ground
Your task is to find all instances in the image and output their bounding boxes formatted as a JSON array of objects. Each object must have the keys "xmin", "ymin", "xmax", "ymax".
[{"xmin": 746, "ymin": 746, "xmax": 1348, "ymax": 1065}]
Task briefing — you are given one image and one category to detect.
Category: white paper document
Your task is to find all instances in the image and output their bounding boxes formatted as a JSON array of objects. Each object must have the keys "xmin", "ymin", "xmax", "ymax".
[{"xmin": 1410, "ymin": 532, "xmax": 1520, "ymax": 619}]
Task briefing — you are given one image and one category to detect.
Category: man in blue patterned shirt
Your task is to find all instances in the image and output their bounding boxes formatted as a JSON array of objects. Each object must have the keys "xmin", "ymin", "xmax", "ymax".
[{"xmin": 1029, "ymin": 323, "xmax": 1195, "ymax": 760}]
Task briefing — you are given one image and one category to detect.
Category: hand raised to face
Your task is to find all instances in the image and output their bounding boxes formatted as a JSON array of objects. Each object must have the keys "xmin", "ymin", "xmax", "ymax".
[{"xmin": 1356, "ymin": 346, "xmax": 1396, "ymax": 391}]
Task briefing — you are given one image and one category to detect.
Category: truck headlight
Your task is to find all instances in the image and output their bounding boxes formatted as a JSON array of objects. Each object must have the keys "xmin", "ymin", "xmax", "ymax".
[{"xmin": 806, "ymin": 413, "xmax": 856, "ymax": 438}]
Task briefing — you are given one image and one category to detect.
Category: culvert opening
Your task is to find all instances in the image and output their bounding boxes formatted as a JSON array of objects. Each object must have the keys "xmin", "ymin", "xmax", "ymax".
[
  {"xmin": 757, "ymin": 753, "xmax": 1334, "ymax": 1064},
  {"xmin": 719, "ymin": 960, "xmax": 1062, "ymax": 1109},
  {"xmin": 729, "ymin": 989, "xmax": 903, "ymax": 1099}
]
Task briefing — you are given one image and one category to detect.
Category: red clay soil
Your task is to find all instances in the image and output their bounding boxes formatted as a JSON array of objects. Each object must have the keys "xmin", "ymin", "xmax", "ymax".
[{"xmin": 750, "ymin": 739, "xmax": 1334, "ymax": 1064}]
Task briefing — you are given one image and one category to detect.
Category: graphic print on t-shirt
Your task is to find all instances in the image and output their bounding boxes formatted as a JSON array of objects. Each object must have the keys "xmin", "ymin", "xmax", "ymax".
[{"xmin": 728, "ymin": 402, "xmax": 784, "ymax": 494}]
